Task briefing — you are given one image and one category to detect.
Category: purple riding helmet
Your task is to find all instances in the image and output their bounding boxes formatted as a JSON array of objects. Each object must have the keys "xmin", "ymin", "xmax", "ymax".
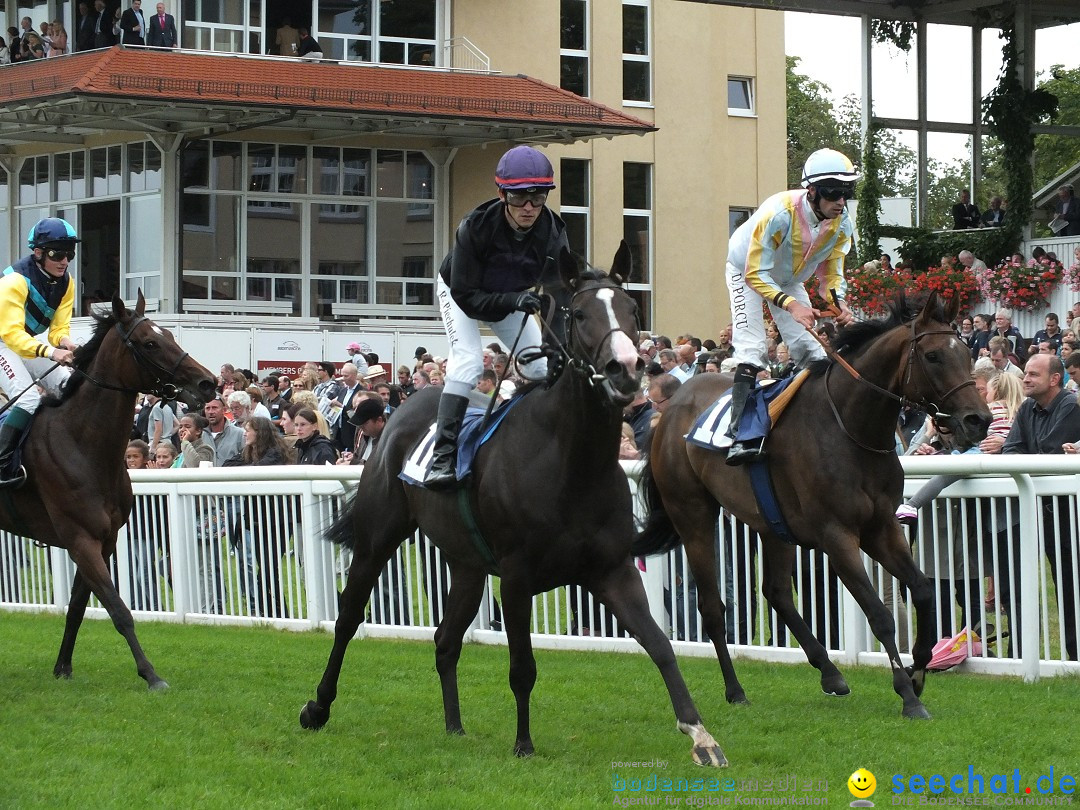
[{"xmin": 494, "ymin": 146, "xmax": 557, "ymax": 191}]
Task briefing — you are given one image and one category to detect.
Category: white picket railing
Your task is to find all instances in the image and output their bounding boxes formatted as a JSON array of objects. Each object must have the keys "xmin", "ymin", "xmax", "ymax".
[{"xmin": 1, "ymin": 459, "xmax": 1078, "ymax": 681}]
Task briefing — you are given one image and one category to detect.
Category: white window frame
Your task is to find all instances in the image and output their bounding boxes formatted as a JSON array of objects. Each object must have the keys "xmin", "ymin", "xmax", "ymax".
[
  {"xmin": 728, "ymin": 76, "xmax": 756, "ymax": 117},
  {"xmin": 559, "ymin": 0, "xmax": 590, "ymax": 98},
  {"xmin": 559, "ymin": 158, "xmax": 591, "ymax": 262}
]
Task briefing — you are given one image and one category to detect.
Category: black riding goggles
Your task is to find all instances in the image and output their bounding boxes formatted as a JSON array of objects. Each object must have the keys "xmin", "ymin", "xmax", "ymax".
[
  {"xmin": 814, "ymin": 184, "xmax": 856, "ymax": 202},
  {"xmin": 504, "ymin": 189, "xmax": 549, "ymax": 208},
  {"xmin": 43, "ymin": 248, "xmax": 76, "ymax": 262}
]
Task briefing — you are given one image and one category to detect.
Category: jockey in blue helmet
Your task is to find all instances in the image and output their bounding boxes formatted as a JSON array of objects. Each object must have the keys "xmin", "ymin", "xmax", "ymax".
[
  {"xmin": 425, "ymin": 145, "xmax": 569, "ymax": 490},
  {"xmin": 0, "ymin": 217, "xmax": 79, "ymax": 486}
]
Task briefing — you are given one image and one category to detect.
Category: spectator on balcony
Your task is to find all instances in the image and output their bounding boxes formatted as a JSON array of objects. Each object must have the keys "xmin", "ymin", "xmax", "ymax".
[
  {"xmin": 951, "ymin": 189, "xmax": 981, "ymax": 230},
  {"xmin": 119, "ymin": 0, "xmax": 145, "ymax": 46},
  {"xmin": 958, "ymin": 250, "xmax": 987, "ymax": 273},
  {"xmin": 75, "ymin": 2, "xmax": 96, "ymax": 51},
  {"xmin": 47, "ymin": 21, "xmax": 68, "ymax": 56},
  {"xmin": 1049, "ymin": 185, "xmax": 1080, "ymax": 237},
  {"xmin": 981, "ymin": 195, "xmax": 1006, "ymax": 227},
  {"xmin": 20, "ymin": 31, "xmax": 45, "ymax": 59},
  {"xmin": 297, "ymin": 27, "xmax": 323, "ymax": 61},
  {"xmin": 993, "ymin": 308, "xmax": 1028, "ymax": 364},
  {"xmin": 146, "ymin": 2, "xmax": 178, "ymax": 49},
  {"xmin": 274, "ymin": 15, "xmax": 299, "ymax": 56}
]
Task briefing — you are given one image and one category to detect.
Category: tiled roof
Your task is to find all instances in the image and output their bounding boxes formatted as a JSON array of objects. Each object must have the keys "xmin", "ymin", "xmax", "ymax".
[{"xmin": 0, "ymin": 47, "xmax": 653, "ymax": 134}]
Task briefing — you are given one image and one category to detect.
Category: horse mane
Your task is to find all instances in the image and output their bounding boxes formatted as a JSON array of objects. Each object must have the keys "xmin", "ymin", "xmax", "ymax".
[
  {"xmin": 807, "ymin": 291, "xmax": 942, "ymax": 377},
  {"xmin": 40, "ymin": 309, "xmax": 119, "ymax": 408}
]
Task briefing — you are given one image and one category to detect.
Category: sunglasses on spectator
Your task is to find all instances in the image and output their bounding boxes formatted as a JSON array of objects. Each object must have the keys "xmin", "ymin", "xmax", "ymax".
[
  {"xmin": 814, "ymin": 184, "xmax": 856, "ymax": 202},
  {"xmin": 504, "ymin": 190, "xmax": 549, "ymax": 208},
  {"xmin": 44, "ymin": 248, "xmax": 76, "ymax": 261}
]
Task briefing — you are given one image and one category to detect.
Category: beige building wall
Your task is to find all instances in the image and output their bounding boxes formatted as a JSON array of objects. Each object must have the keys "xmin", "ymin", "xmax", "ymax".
[{"xmin": 448, "ymin": 0, "xmax": 786, "ymax": 342}]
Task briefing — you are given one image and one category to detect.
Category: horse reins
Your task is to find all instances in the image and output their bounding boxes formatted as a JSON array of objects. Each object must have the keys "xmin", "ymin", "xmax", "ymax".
[
  {"xmin": 811, "ymin": 317, "xmax": 975, "ymax": 454},
  {"xmin": 72, "ymin": 316, "xmax": 189, "ymax": 401}
]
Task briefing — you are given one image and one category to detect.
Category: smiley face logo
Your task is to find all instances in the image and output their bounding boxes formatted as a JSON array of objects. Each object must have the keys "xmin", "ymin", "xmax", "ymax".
[{"xmin": 848, "ymin": 768, "xmax": 877, "ymax": 799}]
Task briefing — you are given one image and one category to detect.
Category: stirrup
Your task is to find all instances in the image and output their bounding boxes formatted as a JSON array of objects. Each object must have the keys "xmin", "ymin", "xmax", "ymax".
[
  {"xmin": 0, "ymin": 464, "xmax": 27, "ymax": 489},
  {"xmin": 725, "ymin": 438, "xmax": 765, "ymax": 467}
]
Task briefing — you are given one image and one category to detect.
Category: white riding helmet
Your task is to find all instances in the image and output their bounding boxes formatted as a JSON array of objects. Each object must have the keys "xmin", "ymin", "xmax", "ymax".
[{"xmin": 801, "ymin": 148, "xmax": 860, "ymax": 187}]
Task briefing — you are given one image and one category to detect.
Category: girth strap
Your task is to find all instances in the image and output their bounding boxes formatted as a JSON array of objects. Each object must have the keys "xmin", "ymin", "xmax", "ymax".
[
  {"xmin": 456, "ymin": 487, "xmax": 498, "ymax": 575},
  {"xmin": 747, "ymin": 458, "xmax": 797, "ymax": 545}
]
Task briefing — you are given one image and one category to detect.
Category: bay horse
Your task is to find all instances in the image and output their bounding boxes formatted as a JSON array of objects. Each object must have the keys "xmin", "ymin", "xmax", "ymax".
[
  {"xmin": 0, "ymin": 293, "xmax": 216, "ymax": 689},
  {"xmin": 301, "ymin": 244, "xmax": 726, "ymax": 766},
  {"xmin": 633, "ymin": 292, "xmax": 990, "ymax": 719}
]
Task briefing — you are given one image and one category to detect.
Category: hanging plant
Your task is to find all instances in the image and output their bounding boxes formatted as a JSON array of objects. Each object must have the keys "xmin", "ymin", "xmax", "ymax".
[{"xmin": 869, "ymin": 19, "xmax": 916, "ymax": 52}]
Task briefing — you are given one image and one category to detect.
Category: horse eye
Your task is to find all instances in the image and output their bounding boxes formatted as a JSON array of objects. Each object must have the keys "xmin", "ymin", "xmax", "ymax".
[
  {"xmin": 144, "ymin": 340, "xmax": 158, "ymax": 350},
  {"xmin": 925, "ymin": 351, "xmax": 940, "ymax": 363},
  {"xmin": 573, "ymin": 309, "xmax": 586, "ymax": 322}
]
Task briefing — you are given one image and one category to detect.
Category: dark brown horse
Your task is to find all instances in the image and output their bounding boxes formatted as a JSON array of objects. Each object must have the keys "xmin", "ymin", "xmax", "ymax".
[
  {"xmin": 301, "ymin": 245, "xmax": 726, "ymax": 766},
  {"xmin": 0, "ymin": 293, "xmax": 215, "ymax": 689},
  {"xmin": 633, "ymin": 292, "xmax": 990, "ymax": 719}
]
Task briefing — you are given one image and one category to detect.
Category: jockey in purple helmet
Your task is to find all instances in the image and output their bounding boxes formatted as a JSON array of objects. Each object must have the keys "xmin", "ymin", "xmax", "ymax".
[
  {"xmin": 425, "ymin": 145, "xmax": 570, "ymax": 490},
  {"xmin": 0, "ymin": 217, "xmax": 79, "ymax": 486}
]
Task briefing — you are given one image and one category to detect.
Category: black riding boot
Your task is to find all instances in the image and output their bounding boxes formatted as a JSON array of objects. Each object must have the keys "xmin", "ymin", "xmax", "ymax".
[
  {"xmin": 0, "ymin": 420, "xmax": 27, "ymax": 488},
  {"xmin": 424, "ymin": 393, "xmax": 470, "ymax": 491},
  {"xmin": 725, "ymin": 364, "xmax": 764, "ymax": 467}
]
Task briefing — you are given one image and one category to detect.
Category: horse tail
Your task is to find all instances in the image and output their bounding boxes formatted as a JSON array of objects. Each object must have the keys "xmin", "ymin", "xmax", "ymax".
[
  {"xmin": 325, "ymin": 489, "xmax": 360, "ymax": 551},
  {"xmin": 631, "ymin": 447, "xmax": 684, "ymax": 557}
]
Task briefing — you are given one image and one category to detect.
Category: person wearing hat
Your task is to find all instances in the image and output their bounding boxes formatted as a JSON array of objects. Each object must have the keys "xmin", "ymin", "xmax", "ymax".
[
  {"xmin": 344, "ymin": 341, "xmax": 369, "ymax": 375},
  {"xmin": 724, "ymin": 148, "xmax": 856, "ymax": 464},
  {"xmin": 425, "ymin": 145, "xmax": 570, "ymax": 490},
  {"xmin": 339, "ymin": 394, "xmax": 387, "ymax": 465},
  {"xmin": 0, "ymin": 217, "xmax": 80, "ymax": 486},
  {"xmin": 363, "ymin": 364, "xmax": 387, "ymax": 385}
]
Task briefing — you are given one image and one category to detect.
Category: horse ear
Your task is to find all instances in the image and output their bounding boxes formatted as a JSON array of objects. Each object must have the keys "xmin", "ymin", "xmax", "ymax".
[
  {"xmin": 609, "ymin": 240, "xmax": 632, "ymax": 287},
  {"xmin": 111, "ymin": 295, "xmax": 126, "ymax": 321},
  {"xmin": 136, "ymin": 289, "xmax": 146, "ymax": 316},
  {"xmin": 917, "ymin": 289, "xmax": 945, "ymax": 325},
  {"xmin": 941, "ymin": 291, "xmax": 960, "ymax": 325},
  {"xmin": 558, "ymin": 247, "xmax": 581, "ymax": 290}
]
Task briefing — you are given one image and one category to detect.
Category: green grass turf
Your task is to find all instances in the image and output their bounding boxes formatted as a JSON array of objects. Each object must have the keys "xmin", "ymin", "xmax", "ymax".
[{"xmin": 1, "ymin": 612, "xmax": 1078, "ymax": 809}]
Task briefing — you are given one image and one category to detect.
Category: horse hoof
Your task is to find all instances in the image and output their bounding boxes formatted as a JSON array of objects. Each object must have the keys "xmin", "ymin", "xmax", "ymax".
[
  {"xmin": 514, "ymin": 740, "xmax": 534, "ymax": 758},
  {"xmin": 821, "ymin": 676, "xmax": 851, "ymax": 696},
  {"xmin": 148, "ymin": 679, "xmax": 170, "ymax": 692},
  {"xmin": 726, "ymin": 690, "xmax": 750, "ymax": 706},
  {"xmin": 53, "ymin": 668, "xmax": 72, "ymax": 680},
  {"xmin": 902, "ymin": 703, "xmax": 931, "ymax": 720},
  {"xmin": 692, "ymin": 745, "xmax": 728, "ymax": 768},
  {"xmin": 446, "ymin": 725, "xmax": 466, "ymax": 737},
  {"xmin": 300, "ymin": 700, "xmax": 330, "ymax": 731}
]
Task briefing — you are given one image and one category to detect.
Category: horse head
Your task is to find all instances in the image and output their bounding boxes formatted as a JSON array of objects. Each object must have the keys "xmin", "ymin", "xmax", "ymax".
[
  {"xmin": 109, "ymin": 291, "xmax": 217, "ymax": 408},
  {"xmin": 558, "ymin": 242, "xmax": 643, "ymax": 405},
  {"xmin": 903, "ymin": 291, "xmax": 991, "ymax": 450}
]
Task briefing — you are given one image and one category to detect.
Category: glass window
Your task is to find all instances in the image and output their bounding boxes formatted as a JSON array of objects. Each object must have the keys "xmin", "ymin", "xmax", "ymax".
[
  {"xmin": 560, "ymin": 158, "xmax": 590, "ymax": 260},
  {"xmin": 310, "ymin": 201, "xmax": 368, "ymax": 319},
  {"xmin": 560, "ymin": 0, "xmax": 589, "ymax": 96},
  {"xmin": 343, "ymin": 148, "xmax": 370, "ymax": 196},
  {"xmin": 211, "ymin": 141, "xmax": 243, "ymax": 191},
  {"xmin": 622, "ymin": 1, "xmax": 650, "ymax": 104},
  {"xmin": 406, "ymin": 152, "xmax": 433, "ymax": 199},
  {"xmin": 107, "ymin": 145, "xmax": 123, "ymax": 195},
  {"xmin": 728, "ymin": 77, "xmax": 754, "ymax": 115},
  {"xmin": 376, "ymin": 200, "xmax": 434, "ymax": 305},
  {"xmin": 729, "ymin": 207, "xmax": 753, "ymax": 235},
  {"xmin": 18, "ymin": 156, "xmax": 47, "ymax": 205},
  {"xmin": 56, "ymin": 153, "xmax": 72, "ymax": 202},
  {"xmin": 623, "ymin": 162, "xmax": 651, "ymax": 210},
  {"xmin": 125, "ymin": 195, "xmax": 163, "ymax": 298},
  {"xmin": 128, "ymin": 143, "xmax": 147, "ymax": 193},
  {"xmin": 376, "ymin": 150, "xmax": 404, "ymax": 197},
  {"xmin": 379, "ymin": 0, "xmax": 434, "ymax": 38},
  {"xmin": 182, "ymin": 141, "xmax": 210, "ymax": 189},
  {"xmin": 182, "ymin": 193, "xmax": 238, "ymax": 273}
]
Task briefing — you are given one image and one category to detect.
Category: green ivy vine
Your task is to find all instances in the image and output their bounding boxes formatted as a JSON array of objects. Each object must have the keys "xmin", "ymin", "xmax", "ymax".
[{"xmin": 856, "ymin": 125, "xmax": 883, "ymax": 263}]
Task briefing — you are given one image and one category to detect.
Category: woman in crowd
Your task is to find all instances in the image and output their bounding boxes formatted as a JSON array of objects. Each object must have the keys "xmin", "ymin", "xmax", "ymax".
[
  {"xmin": 222, "ymin": 416, "xmax": 294, "ymax": 617},
  {"xmin": 47, "ymin": 21, "xmax": 67, "ymax": 56},
  {"xmin": 288, "ymin": 393, "xmax": 331, "ymax": 437},
  {"xmin": 0, "ymin": 35, "xmax": 10, "ymax": 64},
  {"xmin": 292, "ymin": 407, "xmax": 338, "ymax": 465},
  {"xmin": 152, "ymin": 442, "xmax": 180, "ymax": 469},
  {"xmin": 22, "ymin": 31, "xmax": 45, "ymax": 59}
]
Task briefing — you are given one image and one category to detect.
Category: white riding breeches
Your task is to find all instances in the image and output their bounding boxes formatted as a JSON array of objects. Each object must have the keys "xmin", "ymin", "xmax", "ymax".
[
  {"xmin": 436, "ymin": 276, "xmax": 548, "ymax": 398},
  {"xmin": 725, "ymin": 261, "xmax": 825, "ymax": 370},
  {"xmin": 0, "ymin": 344, "xmax": 70, "ymax": 415}
]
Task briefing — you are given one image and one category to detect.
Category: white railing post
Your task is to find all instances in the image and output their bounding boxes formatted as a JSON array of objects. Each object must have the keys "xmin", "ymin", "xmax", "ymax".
[
  {"xmin": 1012, "ymin": 473, "xmax": 1042, "ymax": 683},
  {"xmin": 168, "ymin": 484, "xmax": 191, "ymax": 619},
  {"xmin": 301, "ymin": 480, "xmax": 333, "ymax": 628},
  {"xmin": 50, "ymin": 546, "xmax": 71, "ymax": 610}
]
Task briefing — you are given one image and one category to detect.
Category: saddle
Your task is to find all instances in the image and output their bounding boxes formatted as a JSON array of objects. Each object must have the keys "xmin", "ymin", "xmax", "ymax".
[
  {"xmin": 687, "ymin": 370, "xmax": 810, "ymax": 452},
  {"xmin": 399, "ymin": 389, "xmax": 530, "ymax": 487}
]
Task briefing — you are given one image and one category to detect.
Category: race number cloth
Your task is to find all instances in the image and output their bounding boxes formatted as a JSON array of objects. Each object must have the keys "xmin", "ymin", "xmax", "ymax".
[{"xmin": 400, "ymin": 393, "xmax": 526, "ymax": 487}]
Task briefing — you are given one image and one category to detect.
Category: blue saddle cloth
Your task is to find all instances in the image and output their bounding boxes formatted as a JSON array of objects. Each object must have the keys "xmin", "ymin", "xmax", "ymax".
[
  {"xmin": 686, "ymin": 375, "xmax": 800, "ymax": 450},
  {"xmin": 399, "ymin": 390, "xmax": 529, "ymax": 486}
]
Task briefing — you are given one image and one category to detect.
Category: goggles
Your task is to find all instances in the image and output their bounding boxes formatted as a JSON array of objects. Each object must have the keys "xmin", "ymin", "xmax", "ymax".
[
  {"xmin": 43, "ymin": 248, "xmax": 76, "ymax": 262},
  {"xmin": 814, "ymin": 184, "xmax": 856, "ymax": 202},
  {"xmin": 504, "ymin": 189, "xmax": 549, "ymax": 208}
]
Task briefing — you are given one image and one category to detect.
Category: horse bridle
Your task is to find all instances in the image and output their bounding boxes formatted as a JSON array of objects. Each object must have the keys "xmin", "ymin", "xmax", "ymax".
[
  {"xmin": 72, "ymin": 315, "xmax": 190, "ymax": 400},
  {"xmin": 824, "ymin": 322, "xmax": 975, "ymax": 454}
]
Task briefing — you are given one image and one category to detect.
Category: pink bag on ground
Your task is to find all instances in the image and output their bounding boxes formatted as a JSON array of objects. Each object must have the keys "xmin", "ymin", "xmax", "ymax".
[{"xmin": 928, "ymin": 626, "xmax": 983, "ymax": 671}]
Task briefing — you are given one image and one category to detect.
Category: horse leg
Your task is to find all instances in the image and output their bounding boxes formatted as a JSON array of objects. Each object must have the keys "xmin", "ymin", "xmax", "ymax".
[
  {"xmin": 433, "ymin": 564, "xmax": 487, "ymax": 736},
  {"xmin": 681, "ymin": 525, "xmax": 748, "ymax": 705},
  {"xmin": 66, "ymin": 535, "xmax": 167, "ymax": 690},
  {"xmin": 759, "ymin": 540, "xmax": 850, "ymax": 696},
  {"xmin": 300, "ymin": 537, "xmax": 399, "ymax": 731},
  {"xmin": 591, "ymin": 561, "xmax": 727, "ymax": 767},
  {"xmin": 826, "ymin": 531, "xmax": 931, "ymax": 720},
  {"xmin": 862, "ymin": 523, "xmax": 937, "ymax": 703},
  {"xmin": 53, "ymin": 571, "xmax": 92, "ymax": 679},
  {"xmin": 498, "ymin": 579, "xmax": 539, "ymax": 757}
]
